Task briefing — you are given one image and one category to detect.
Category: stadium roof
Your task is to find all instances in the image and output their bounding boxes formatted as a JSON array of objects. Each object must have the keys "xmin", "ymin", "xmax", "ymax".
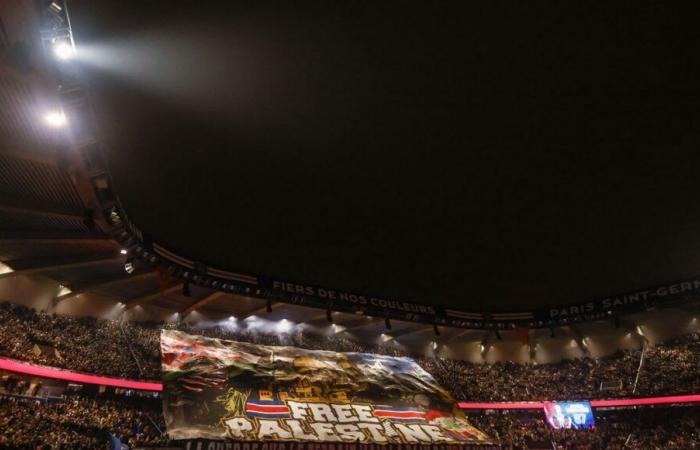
[
  {"xmin": 70, "ymin": 1, "xmax": 700, "ymax": 313},
  {"xmin": 1, "ymin": 1, "xmax": 700, "ymax": 359}
]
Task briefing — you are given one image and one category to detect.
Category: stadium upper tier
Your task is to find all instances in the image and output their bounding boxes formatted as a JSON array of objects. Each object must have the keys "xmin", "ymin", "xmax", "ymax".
[
  {"xmin": 3, "ymin": 0, "xmax": 700, "ymax": 338},
  {"xmin": 2, "ymin": 302, "xmax": 700, "ymax": 402}
]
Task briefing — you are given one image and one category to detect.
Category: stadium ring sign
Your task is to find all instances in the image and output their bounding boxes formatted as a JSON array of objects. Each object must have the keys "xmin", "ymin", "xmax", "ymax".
[{"xmin": 107, "ymin": 202, "xmax": 700, "ymax": 330}]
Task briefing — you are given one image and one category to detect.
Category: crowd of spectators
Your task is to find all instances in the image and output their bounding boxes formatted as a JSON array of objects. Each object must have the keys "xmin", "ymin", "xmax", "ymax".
[
  {"xmin": 2, "ymin": 302, "xmax": 700, "ymax": 402},
  {"xmin": 2, "ymin": 300, "xmax": 700, "ymax": 447},
  {"xmin": 1, "ymin": 388, "xmax": 699, "ymax": 448},
  {"xmin": 0, "ymin": 393, "xmax": 166, "ymax": 449},
  {"xmin": 470, "ymin": 406, "xmax": 700, "ymax": 449}
]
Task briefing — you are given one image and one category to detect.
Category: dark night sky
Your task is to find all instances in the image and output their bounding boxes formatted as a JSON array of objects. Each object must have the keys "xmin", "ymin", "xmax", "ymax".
[{"xmin": 71, "ymin": 1, "xmax": 700, "ymax": 311}]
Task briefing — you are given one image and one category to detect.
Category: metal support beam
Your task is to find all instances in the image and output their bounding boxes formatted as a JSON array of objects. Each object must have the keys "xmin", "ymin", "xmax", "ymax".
[
  {"xmin": 387, "ymin": 325, "xmax": 430, "ymax": 339},
  {"xmin": 0, "ymin": 193, "xmax": 86, "ymax": 220},
  {"xmin": 55, "ymin": 271, "xmax": 156, "ymax": 303},
  {"xmin": 0, "ymin": 237, "xmax": 112, "ymax": 246},
  {"xmin": 334, "ymin": 316, "xmax": 382, "ymax": 331},
  {"xmin": 181, "ymin": 291, "xmax": 227, "ymax": 315},
  {"xmin": 126, "ymin": 284, "xmax": 182, "ymax": 310},
  {"xmin": 0, "ymin": 255, "xmax": 122, "ymax": 280},
  {"xmin": 0, "ymin": 142, "xmax": 61, "ymax": 167},
  {"xmin": 0, "ymin": 230, "xmax": 106, "ymax": 240},
  {"xmin": 240, "ymin": 300, "xmax": 279, "ymax": 318},
  {"xmin": 569, "ymin": 325, "xmax": 591, "ymax": 355}
]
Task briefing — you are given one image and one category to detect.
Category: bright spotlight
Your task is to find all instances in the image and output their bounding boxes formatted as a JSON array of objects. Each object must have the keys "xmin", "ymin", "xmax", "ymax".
[
  {"xmin": 44, "ymin": 111, "xmax": 67, "ymax": 128},
  {"xmin": 276, "ymin": 319, "xmax": 292, "ymax": 333},
  {"xmin": 53, "ymin": 40, "xmax": 75, "ymax": 60},
  {"xmin": 120, "ymin": 249, "xmax": 128, "ymax": 255}
]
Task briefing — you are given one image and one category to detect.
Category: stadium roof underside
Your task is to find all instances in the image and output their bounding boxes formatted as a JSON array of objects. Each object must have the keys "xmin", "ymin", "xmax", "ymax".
[{"xmin": 2, "ymin": 0, "xmax": 700, "ymax": 363}]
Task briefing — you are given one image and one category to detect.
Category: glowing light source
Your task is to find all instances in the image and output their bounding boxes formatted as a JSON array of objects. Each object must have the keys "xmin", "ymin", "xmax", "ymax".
[
  {"xmin": 276, "ymin": 319, "xmax": 292, "ymax": 333},
  {"xmin": 53, "ymin": 40, "xmax": 75, "ymax": 60},
  {"xmin": 124, "ymin": 258, "xmax": 135, "ymax": 274},
  {"xmin": 120, "ymin": 249, "xmax": 128, "ymax": 255},
  {"xmin": 0, "ymin": 262, "xmax": 13, "ymax": 275},
  {"xmin": 44, "ymin": 111, "xmax": 67, "ymax": 128},
  {"xmin": 57, "ymin": 284, "xmax": 71, "ymax": 296},
  {"xmin": 636, "ymin": 325, "xmax": 645, "ymax": 336},
  {"xmin": 479, "ymin": 344, "xmax": 486, "ymax": 353}
]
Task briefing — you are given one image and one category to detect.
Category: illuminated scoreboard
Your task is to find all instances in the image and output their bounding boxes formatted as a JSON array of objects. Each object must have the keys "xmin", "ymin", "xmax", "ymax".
[{"xmin": 543, "ymin": 401, "xmax": 595, "ymax": 429}]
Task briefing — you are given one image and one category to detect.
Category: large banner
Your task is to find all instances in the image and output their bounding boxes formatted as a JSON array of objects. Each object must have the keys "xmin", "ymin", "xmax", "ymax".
[{"xmin": 161, "ymin": 330, "xmax": 492, "ymax": 446}]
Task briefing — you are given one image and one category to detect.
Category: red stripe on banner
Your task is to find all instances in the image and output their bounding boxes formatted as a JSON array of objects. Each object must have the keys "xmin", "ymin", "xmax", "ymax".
[
  {"xmin": 0, "ymin": 357, "xmax": 162, "ymax": 391},
  {"xmin": 374, "ymin": 410, "xmax": 426, "ymax": 418},
  {"xmin": 246, "ymin": 404, "xmax": 290, "ymax": 413}
]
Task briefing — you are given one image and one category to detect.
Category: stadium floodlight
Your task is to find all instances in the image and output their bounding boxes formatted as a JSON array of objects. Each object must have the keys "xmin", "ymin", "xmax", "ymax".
[
  {"xmin": 44, "ymin": 110, "xmax": 67, "ymax": 128},
  {"xmin": 124, "ymin": 258, "xmax": 135, "ymax": 274},
  {"xmin": 276, "ymin": 319, "xmax": 292, "ymax": 333},
  {"xmin": 0, "ymin": 261, "xmax": 13, "ymax": 275},
  {"xmin": 52, "ymin": 40, "xmax": 75, "ymax": 60}
]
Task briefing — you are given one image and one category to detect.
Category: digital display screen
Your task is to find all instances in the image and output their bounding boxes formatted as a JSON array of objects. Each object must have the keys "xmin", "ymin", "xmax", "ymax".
[{"xmin": 543, "ymin": 401, "xmax": 595, "ymax": 429}]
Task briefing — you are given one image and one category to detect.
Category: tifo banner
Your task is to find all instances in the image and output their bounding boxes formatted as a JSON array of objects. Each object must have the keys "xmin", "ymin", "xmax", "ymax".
[
  {"xmin": 180, "ymin": 442, "xmax": 500, "ymax": 450},
  {"xmin": 161, "ymin": 330, "xmax": 492, "ymax": 445}
]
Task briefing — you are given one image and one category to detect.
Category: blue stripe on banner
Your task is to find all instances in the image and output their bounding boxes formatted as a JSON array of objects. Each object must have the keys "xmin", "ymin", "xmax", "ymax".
[{"xmin": 246, "ymin": 412, "xmax": 290, "ymax": 418}]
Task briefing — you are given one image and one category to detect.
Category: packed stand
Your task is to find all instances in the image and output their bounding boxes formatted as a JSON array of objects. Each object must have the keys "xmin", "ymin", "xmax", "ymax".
[
  {"xmin": 469, "ymin": 406, "xmax": 700, "ymax": 449},
  {"xmin": 2, "ymin": 302, "xmax": 700, "ymax": 401},
  {"xmin": 0, "ymin": 393, "xmax": 166, "ymax": 449}
]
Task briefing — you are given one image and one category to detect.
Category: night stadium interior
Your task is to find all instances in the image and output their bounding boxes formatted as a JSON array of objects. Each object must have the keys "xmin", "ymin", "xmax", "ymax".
[{"xmin": 2, "ymin": 1, "xmax": 700, "ymax": 449}]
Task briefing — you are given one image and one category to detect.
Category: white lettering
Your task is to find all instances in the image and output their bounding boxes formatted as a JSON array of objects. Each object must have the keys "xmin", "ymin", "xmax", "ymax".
[
  {"xmin": 334, "ymin": 424, "xmax": 365, "ymax": 442},
  {"xmin": 309, "ymin": 403, "xmax": 338, "ymax": 422},
  {"xmin": 225, "ymin": 417, "xmax": 254, "ymax": 439},
  {"xmin": 357, "ymin": 423, "xmax": 387, "ymax": 442},
  {"xmin": 257, "ymin": 420, "xmax": 293, "ymax": 440},
  {"xmin": 395, "ymin": 424, "xmax": 432, "ymax": 443},
  {"xmin": 310, "ymin": 423, "xmax": 340, "ymax": 441},
  {"xmin": 332, "ymin": 404, "xmax": 358, "ymax": 423},
  {"xmin": 285, "ymin": 420, "xmax": 318, "ymax": 441},
  {"xmin": 351, "ymin": 405, "xmax": 378, "ymax": 423},
  {"xmin": 288, "ymin": 401, "xmax": 310, "ymax": 420}
]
